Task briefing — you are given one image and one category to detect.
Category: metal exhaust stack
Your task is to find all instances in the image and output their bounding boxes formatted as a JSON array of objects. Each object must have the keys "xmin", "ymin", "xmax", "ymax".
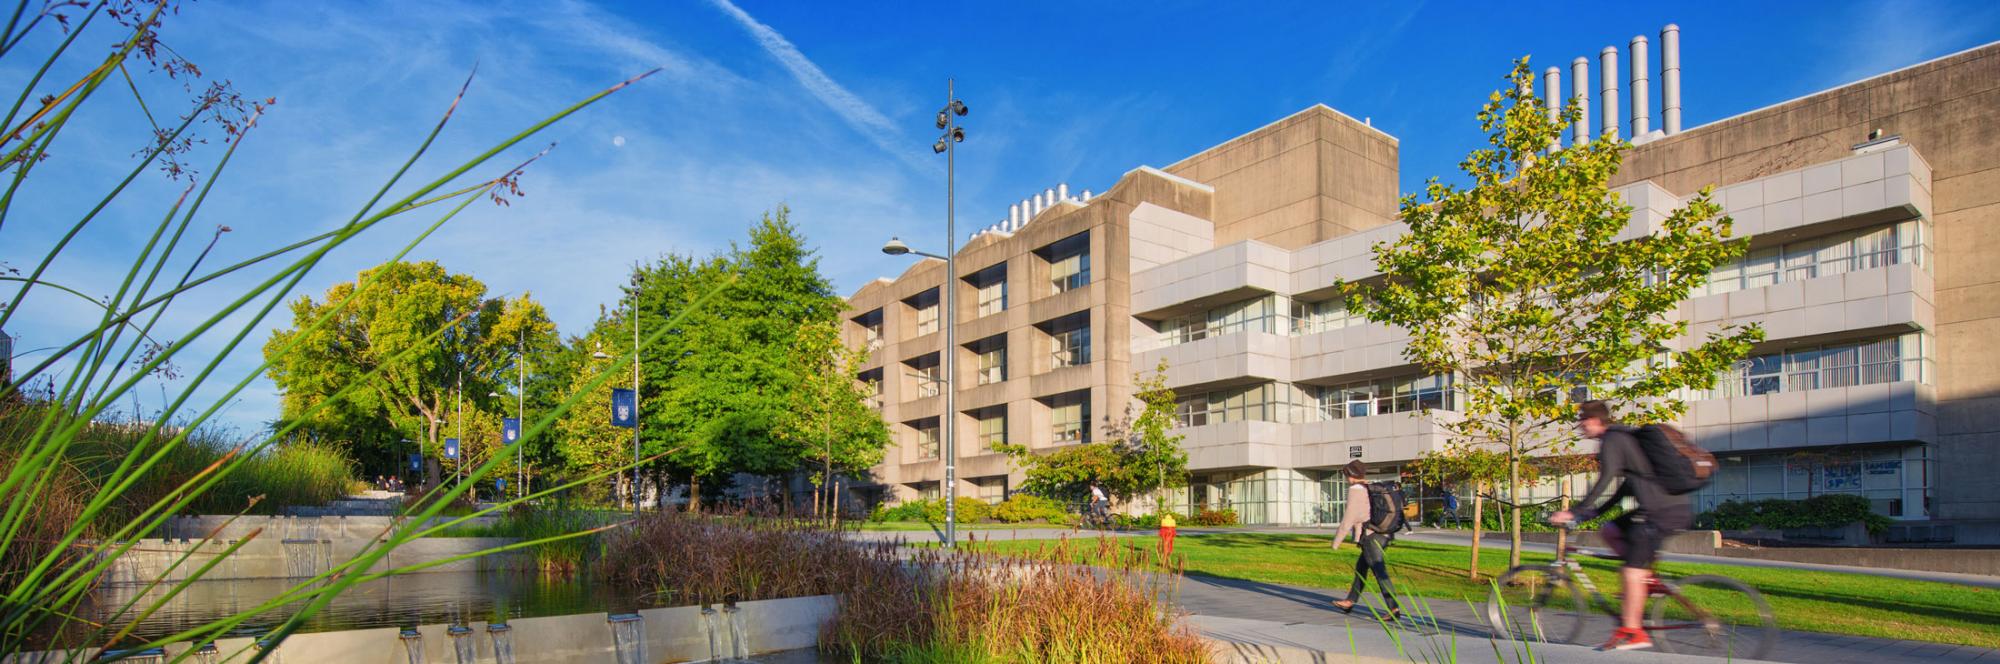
[
  {"xmin": 1662, "ymin": 24, "xmax": 1682, "ymax": 134},
  {"xmin": 1601, "ymin": 46, "xmax": 1620, "ymax": 141},
  {"xmin": 1572, "ymin": 57, "xmax": 1590, "ymax": 145},
  {"xmin": 1544, "ymin": 66, "xmax": 1562, "ymax": 150},
  {"xmin": 1631, "ymin": 35, "xmax": 1651, "ymax": 136}
]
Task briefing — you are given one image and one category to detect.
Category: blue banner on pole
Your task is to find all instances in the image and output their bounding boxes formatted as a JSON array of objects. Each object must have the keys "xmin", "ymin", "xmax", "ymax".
[
  {"xmin": 496, "ymin": 478, "xmax": 507, "ymax": 491},
  {"xmin": 503, "ymin": 417, "xmax": 521, "ymax": 444},
  {"xmin": 444, "ymin": 438, "xmax": 460, "ymax": 460},
  {"xmin": 408, "ymin": 453, "xmax": 422, "ymax": 471},
  {"xmin": 611, "ymin": 388, "xmax": 636, "ymax": 428}
]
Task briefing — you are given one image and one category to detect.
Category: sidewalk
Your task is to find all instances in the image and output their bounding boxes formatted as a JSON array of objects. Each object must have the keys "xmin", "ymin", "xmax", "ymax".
[
  {"xmin": 1165, "ymin": 570, "xmax": 2000, "ymax": 663},
  {"xmin": 1191, "ymin": 614, "xmax": 1754, "ymax": 664}
]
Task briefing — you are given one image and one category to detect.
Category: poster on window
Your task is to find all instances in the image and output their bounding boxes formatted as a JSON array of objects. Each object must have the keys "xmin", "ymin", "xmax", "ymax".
[
  {"xmin": 1865, "ymin": 461, "xmax": 1901, "ymax": 475},
  {"xmin": 1822, "ymin": 462, "xmax": 1863, "ymax": 491}
]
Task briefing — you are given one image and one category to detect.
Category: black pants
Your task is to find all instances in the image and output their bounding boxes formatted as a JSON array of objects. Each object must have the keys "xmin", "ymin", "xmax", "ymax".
[{"xmin": 1344, "ymin": 533, "xmax": 1399, "ymax": 610}]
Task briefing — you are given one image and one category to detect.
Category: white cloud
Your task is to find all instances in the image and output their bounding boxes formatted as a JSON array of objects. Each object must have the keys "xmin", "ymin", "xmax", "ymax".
[{"xmin": 703, "ymin": 0, "xmax": 929, "ymax": 171}]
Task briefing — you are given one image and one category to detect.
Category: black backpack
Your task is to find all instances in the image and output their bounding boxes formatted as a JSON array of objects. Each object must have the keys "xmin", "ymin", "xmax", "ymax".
[
  {"xmin": 1630, "ymin": 423, "xmax": 1715, "ymax": 495},
  {"xmin": 1364, "ymin": 482, "xmax": 1407, "ymax": 533}
]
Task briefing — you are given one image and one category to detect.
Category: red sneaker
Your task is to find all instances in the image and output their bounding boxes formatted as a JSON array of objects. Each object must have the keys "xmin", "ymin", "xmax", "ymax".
[{"xmin": 1597, "ymin": 627, "xmax": 1654, "ymax": 651}]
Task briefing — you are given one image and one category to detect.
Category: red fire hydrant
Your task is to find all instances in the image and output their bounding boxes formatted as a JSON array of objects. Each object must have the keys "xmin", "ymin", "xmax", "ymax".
[{"xmin": 1159, "ymin": 512, "xmax": 1178, "ymax": 559}]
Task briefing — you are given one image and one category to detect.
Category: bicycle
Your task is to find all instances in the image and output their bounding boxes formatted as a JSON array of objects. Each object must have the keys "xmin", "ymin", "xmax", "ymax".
[
  {"xmin": 1078, "ymin": 502, "xmax": 1116, "ymax": 531},
  {"xmin": 1480, "ymin": 496, "xmax": 1778, "ymax": 659}
]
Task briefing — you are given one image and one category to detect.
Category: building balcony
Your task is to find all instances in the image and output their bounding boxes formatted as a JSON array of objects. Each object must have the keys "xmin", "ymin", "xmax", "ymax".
[
  {"xmin": 1686, "ymin": 262, "xmax": 1934, "ymax": 345},
  {"xmin": 1682, "ymin": 380, "xmax": 1937, "ymax": 453},
  {"xmin": 1290, "ymin": 321, "xmax": 1412, "ymax": 382},
  {"xmin": 1136, "ymin": 329, "xmax": 1291, "ymax": 391},
  {"xmin": 1130, "ymin": 241, "xmax": 1290, "ymax": 319}
]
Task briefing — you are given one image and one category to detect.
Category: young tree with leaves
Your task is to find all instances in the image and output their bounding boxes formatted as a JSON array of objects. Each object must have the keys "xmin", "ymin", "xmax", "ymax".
[
  {"xmin": 1341, "ymin": 59, "xmax": 1762, "ymax": 567},
  {"xmin": 781, "ymin": 320, "xmax": 890, "ymax": 518},
  {"xmin": 998, "ymin": 362, "xmax": 1186, "ymax": 511}
]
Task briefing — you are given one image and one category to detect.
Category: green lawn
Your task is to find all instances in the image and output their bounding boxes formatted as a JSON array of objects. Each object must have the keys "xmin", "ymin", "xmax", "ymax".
[
  {"xmin": 957, "ymin": 532, "xmax": 2000, "ymax": 649},
  {"xmin": 855, "ymin": 521, "xmax": 1073, "ymax": 532}
]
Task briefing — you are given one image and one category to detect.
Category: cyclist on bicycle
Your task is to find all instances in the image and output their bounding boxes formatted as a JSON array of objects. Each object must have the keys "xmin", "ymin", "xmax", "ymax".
[
  {"xmin": 1551, "ymin": 400, "xmax": 1692, "ymax": 652},
  {"xmin": 1088, "ymin": 482, "xmax": 1109, "ymax": 526}
]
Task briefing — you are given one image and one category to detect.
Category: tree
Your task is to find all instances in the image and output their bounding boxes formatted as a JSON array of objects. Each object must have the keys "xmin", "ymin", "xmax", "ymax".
[
  {"xmin": 998, "ymin": 362, "xmax": 1187, "ymax": 510},
  {"xmin": 551, "ymin": 354, "xmax": 628, "ymax": 503},
  {"xmin": 643, "ymin": 207, "xmax": 846, "ymax": 510},
  {"xmin": 781, "ymin": 320, "xmax": 891, "ymax": 518},
  {"xmin": 264, "ymin": 261, "xmax": 554, "ymax": 487},
  {"xmin": 1341, "ymin": 59, "xmax": 1762, "ymax": 568}
]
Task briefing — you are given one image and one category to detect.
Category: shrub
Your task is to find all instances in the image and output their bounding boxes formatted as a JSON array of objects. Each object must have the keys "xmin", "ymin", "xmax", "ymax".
[
  {"xmin": 872, "ymin": 499, "xmax": 942, "ymax": 523},
  {"xmin": 1115, "ymin": 513, "xmax": 1165, "ymax": 529},
  {"xmin": 1699, "ymin": 494, "xmax": 1892, "ymax": 536},
  {"xmin": 953, "ymin": 496, "xmax": 992, "ymax": 523},
  {"xmin": 825, "ymin": 538, "xmax": 1209, "ymax": 662},
  {"xmin": 601, "ymin": 511, "xmax": 899, "ymax": 606},
  {"xmin": 992, "ymin": 494, "xmax": 1067, "ymax": 523},
  {"xmin": 1191, "ymin": 508, "xmax": 1237, "ymax": 526}
]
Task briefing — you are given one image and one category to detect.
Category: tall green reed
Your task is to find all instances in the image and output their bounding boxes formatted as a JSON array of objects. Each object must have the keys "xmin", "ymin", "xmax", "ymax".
[{"xmin": 0, "ymin": 1, "xmax": 712, "ymax": 659}]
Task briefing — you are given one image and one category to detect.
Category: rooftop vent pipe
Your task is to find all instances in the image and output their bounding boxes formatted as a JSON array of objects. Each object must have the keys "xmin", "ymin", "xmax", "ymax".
[
  {"xmin": 1601, "ymin": 46, "xmax": 1620, "ymax": 141},
  {"xmin": 1630, "ymin": 35, "xmax": 1651, "ymax": 136},
  {"xmin": 1662, "ymin": 24, "xmax": 1682, "ymax": 134},
  {"xmin": 1572, "ymin": 57, "xmax": 1590, "ymax": 145}
]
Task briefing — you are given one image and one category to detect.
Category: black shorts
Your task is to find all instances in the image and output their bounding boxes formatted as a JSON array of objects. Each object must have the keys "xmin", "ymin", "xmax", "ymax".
[{"xmin": 1614, "ymin": 508, "xmax": 1690, "ymax": 569}]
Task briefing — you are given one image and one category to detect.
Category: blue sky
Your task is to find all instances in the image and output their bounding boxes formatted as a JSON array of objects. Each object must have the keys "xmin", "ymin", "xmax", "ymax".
[{"xmin": 4, "ymin": 0, "xmax": 1997, "ymax": 433}]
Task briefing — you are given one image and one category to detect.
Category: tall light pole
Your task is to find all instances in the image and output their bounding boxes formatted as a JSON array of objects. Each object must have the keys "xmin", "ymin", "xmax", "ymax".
[
  {"xmin": 495, "ymin": 331, "xmax": 527, "ymax": 500},
  {"xmin": 883, "ymin": 79, "xmax": 968, "ymax": 547},
  {"xmin": 594, "ymin": 276, "xmax": 643, "ymax": 519}
]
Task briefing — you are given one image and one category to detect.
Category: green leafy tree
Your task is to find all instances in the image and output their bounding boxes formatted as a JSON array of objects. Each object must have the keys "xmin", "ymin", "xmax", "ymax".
[
  {"xmin": 782, "ymin": 320, "xmax": 891, "ymax": 517},
  {"xmin": 1341, "ymin": 59, "xmax": 1762, "ymax": 567},
  {"xmin": 552, "ymin": 352, "xmax": 633, "ymax": 503},
  {"xmin": 999, "ymin": 362, "xmax": 1186, "ymax": 510},
  {"xmin": 644, "ymin": 207, "xmax": 844, "ymax": 510},
  {"xmin": 264, "ymin": 261, "xmax": 554, "ymax": 485}
]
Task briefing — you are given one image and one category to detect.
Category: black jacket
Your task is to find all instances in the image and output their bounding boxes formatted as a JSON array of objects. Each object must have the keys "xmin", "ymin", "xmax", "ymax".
[{"xmin": 1573, "ymin": 425, "xmax": 1691, "ymax": 523}]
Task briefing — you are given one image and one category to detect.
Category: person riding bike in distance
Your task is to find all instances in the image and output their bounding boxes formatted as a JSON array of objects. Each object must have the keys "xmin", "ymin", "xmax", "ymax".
[
  {"xmin": 1551, "ymin": 400, "xmax": 1694, "ymax": 652},
  {"xmin": 1088, "ymin": 482, "xmax": 1109, "ymax": 524}
]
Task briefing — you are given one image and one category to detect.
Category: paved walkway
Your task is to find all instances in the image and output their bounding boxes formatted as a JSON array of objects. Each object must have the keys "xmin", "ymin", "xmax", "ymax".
[{"xmin": 1164, "ymin": 570, "xmax": 2000, "ymax": 663}]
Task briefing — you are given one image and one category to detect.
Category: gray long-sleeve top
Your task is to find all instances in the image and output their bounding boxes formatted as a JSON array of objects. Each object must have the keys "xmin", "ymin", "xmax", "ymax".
[{"xmin": 1572, "ymin": 426, "xmax": 1690, "ymax": 521}]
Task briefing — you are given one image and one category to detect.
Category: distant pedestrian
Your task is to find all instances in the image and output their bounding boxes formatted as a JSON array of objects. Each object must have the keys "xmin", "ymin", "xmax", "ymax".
[{"xmin": 1332, "ymin": 460, "xmax": 1402, "ymax": 619}]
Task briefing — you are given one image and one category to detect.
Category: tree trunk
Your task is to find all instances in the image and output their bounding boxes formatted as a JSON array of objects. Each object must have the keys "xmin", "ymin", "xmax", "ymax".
[
  {"xmin": 1469, "ymin": 482, "xmax": 1485, "ymax": 580},
  {"xmin": 1556, "ymin": 482, "xmax": 1573, "ymax": 558},
  {"xmin": 1509, "ymin": 452, "xmax": 1523, "ymax": 568},
  {"xmin": 687, "ymin": 475, "xmax": 701, "ymax": 514}
]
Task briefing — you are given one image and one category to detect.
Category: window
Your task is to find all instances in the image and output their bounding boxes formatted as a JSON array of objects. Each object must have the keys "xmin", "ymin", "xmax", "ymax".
[
  {"xmin": 976, "ymin": 409, "xmax": 1007, "ymax": 450},
  {"xmin": 915, "ymin": 482, "xmax": 940, "ymax": 501},
  {"xmin": 853, "ymin": 309, "xmax": 884, "ymax": 351},
  {"xmin": 1043, "ymin": 312, "xmax": 1091, "ymax": 368},
  {"xmin": 1161, "ymin": 295, "xmax": 1288, "ymax": 346},
  {"xmin": 1053, "ymin": 327, "xmax": 1090, "ymax": 367},
  {"xmin": 1698, "ymin": 221, "xmax": 1930, "ymax": 296},
  {"xmin": 904, "ymin": 353, "xmax": 942, "ymax": 399},
  {"xmin": 857, "ymin": 368, "xmax": 884, "ymax": 405},
  {"xmin": 968, "ymin": 335, "xmax": 1006, "ymax": 385},
  {"xmin": 912, "ymin": 418, "xmax": 940, "ymax": 459},
  {"xmin": 904, "ymin": 288, "xmax": 941, "ymax": 337},
  {"xmin": 1048, "ymin": 391, "xmax": 1090, "ymax": 444},
  {"xmin": 1313, "ymin": 373, "xmax": 1459, "ymax": 420},
  {"xmin": 980, "ymin": 348, "xmax": 1008, "ymax": 384},
  {"xmin": 916, "ymin": 303, "xmax": 939, "ymax": 336},
  {"xmin": 967, "ymin": 262, "xmax": 1008, "ymax": 317},
  {"xmin": 971, "ymin": 476, "xmax": 1008, "ymax": 503},
  {"xmin": 1292, "ymin": 297, "xmax": 1360, "ymax": 335},
  {"xmin": 1174, "ymin": 383, "xmax": 1321, "ymax": 427},
  {"xmin": 1708, "ymin": 333, "xmax": 1932, "ymax": 399},
  {"xmin": 1039, "ymin": 232, "xmax": 1091, "ymax": 294}
]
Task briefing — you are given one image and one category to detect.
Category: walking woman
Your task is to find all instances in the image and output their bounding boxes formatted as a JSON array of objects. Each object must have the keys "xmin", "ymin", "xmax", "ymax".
[{"xmin": 1332, "ymin": 460, "xmax": 1401, "ymax": 618}]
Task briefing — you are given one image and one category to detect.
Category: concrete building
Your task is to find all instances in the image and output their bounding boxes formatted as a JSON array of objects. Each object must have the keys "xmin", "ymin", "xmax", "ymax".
[{"xmin": 842, "ymin": 31, "xmax": 2000, "ymax": 541}]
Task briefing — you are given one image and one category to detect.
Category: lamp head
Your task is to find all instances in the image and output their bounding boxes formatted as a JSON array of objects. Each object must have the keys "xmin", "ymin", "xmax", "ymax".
[
  {"xmin": 950, "ymin": 99, "xmax": 968, "ymax": 116},
  {"xmin": 935, "ymin": 110, "xmax": 949, "ymax": 130},
  {"xmin": 882, "ymin": 237, "xmax": 912, "ymax": 256},
  {"xmin": 932, "ymin": 139, "xmax": 948, "ymax": 154},
  {"xmin": 951, "ymin": 126, "xmax": 965, "ymax": 143},
  {"xmin": 592, "ymin": 351, "xmax": 610, "ymax": 359}
]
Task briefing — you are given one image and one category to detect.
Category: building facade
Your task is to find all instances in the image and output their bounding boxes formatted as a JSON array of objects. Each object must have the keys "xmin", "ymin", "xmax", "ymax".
[{"xmin": 842, "ymin": 33, "xmax": 2000, "ymax": 541}]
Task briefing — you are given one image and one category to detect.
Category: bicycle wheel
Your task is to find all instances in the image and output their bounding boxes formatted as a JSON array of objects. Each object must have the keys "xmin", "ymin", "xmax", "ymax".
[
  {"xmin": 1649, "ymin": 574, "xmax": 1778, "ymax": 660},
  {"xmin": 1486, "ymin": 566, "xmax": 1587, "ymax": 645}
]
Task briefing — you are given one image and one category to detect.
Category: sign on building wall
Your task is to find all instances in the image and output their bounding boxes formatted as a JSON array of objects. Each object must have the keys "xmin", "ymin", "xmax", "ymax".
[{"xmin": 1349, "ymin": 445, "xmax": 1364, "ymax": 459}]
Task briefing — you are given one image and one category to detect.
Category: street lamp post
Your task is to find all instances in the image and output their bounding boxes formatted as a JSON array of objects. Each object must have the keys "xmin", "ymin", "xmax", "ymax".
[
  {"xmin": 882, "ymin": 79, "xmax": 969, "ymax": 547},
  {"xmin": 492, "ymin": 331, "xmax": 529, "ymax": 501},
  {"xmin": 594, "ymin": 278, "xmax": 643, "ymax": 519}
]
